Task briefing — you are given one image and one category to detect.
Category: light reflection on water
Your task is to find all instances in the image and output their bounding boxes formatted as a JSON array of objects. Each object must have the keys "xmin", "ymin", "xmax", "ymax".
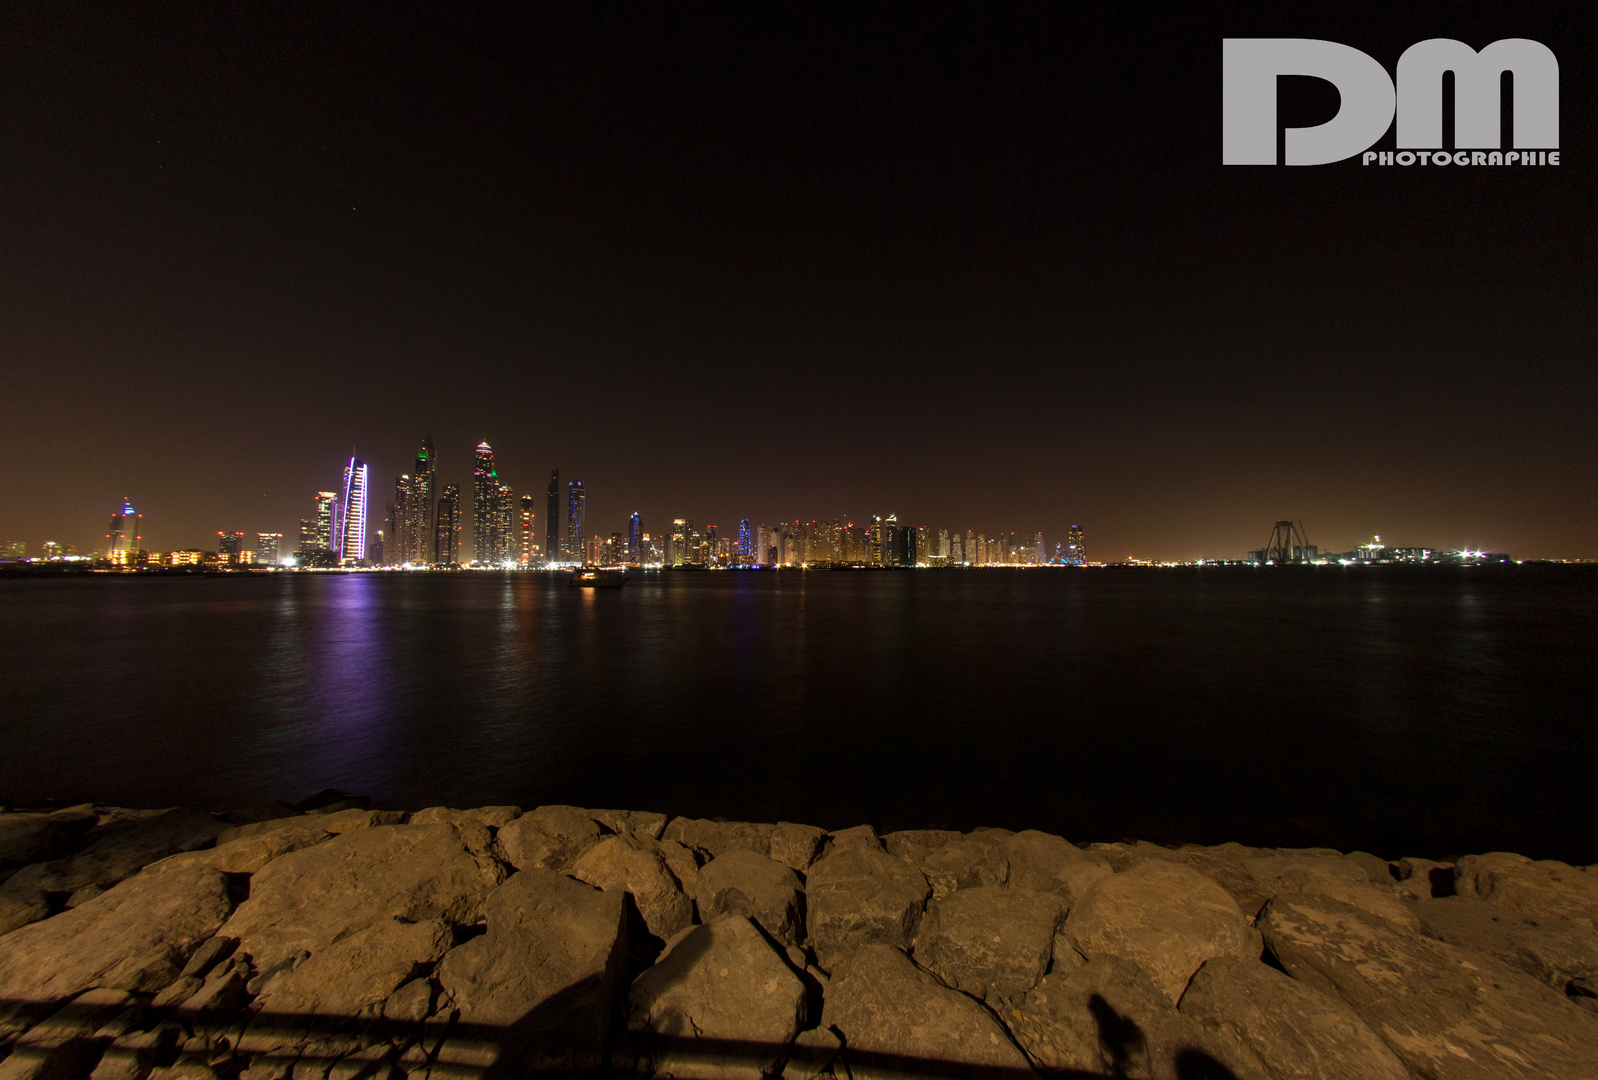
[{"xmin": 1, "ymin": 566, "xmax": 1595, "ymax": 861}]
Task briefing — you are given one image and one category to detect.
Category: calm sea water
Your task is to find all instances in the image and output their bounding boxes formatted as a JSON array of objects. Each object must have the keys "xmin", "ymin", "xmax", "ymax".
[{"xmin": 2, "ymin": 566, "xmax": 1594, "ymax": 862}]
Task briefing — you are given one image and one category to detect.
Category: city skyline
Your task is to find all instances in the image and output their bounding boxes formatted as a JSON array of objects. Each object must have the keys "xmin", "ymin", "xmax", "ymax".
[{"xmin": 1, "ymin": 4, "xmax": 1592, "ymax": 561}]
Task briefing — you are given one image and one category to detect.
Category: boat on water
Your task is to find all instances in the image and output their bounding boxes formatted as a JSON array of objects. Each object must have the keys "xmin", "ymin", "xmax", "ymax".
[{"xmin": 566, "ymin": 567, "xmax": 630, "ymax": 588}]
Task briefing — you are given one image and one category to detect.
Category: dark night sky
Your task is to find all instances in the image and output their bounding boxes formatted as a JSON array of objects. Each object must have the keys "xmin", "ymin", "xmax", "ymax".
[{"xmin": 1, "ymin": 2, "xmax": 1593, "ymax": 560}]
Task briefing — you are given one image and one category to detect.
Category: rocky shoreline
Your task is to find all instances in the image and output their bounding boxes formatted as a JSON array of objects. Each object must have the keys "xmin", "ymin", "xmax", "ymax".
[{"xmin": 2, "ymin": 797, "xmax": 1597, "ymax": 1080}]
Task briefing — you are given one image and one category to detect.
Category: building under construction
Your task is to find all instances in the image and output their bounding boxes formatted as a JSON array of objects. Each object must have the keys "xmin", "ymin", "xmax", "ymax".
[{"xmin": 1247, "ymin": 520, "xmax": 1317, "ymax": 564}]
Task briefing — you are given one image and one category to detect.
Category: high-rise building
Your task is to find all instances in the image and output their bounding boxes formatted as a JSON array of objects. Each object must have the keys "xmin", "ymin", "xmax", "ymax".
[
  {"xmin": 368, "ymin": 530, "xmax": 385, "ymax": 566},
  {"xmin": 670, "ymin": 519, "xmax": 690, "ymax": 567},
  {"xmin": 520, "ymin": 495, "xmax": 538, "ymax": 565},
  {"xmin": 950, "ymin": 533, "xmax": 964, "ymax": 564},
  {"xmin": 494, "ymin": 484, "xmax": 515, "ymax": 566},
  {"xmin": 472, "ymin": 442, "xmax": 498, "ymax": 565},
  {"xmin": 868, "ymin": 514, "xmax": 883, "ymax": 565},
  {"xmin": 256, "ymin": 533, "xmax": 282, "ymax": 566},
  {"xmin": 314, "ymin": 492, "xmax": 337, "ymax": 552},
  {"xmin": 628, "ymin": 512, "xmax": 643, "ymax": 563},
  {"xmin": 883, "ymin": 515, "xmax": 899, "ymax": 567},
  {"xmin": 607, "ymin": 532, "xmax": 623, "ymax": 566},
  {"xmin": 338, "ymin": 458, "xmax": 369, "ymax": 565},
  {"xmin": 106, "ymin": 498, "xmax": 142, "ymax": 558},
  {"xmin": 218, "ymin": 532, "xmax": 245, "ymax": 557},
  {"xmin": 736, "ymin": 518, "xmax": 752, "ymax": 564},
  {"xmin": 897, "ymin": 525, "xmax": 918, "ymax": 567},
  {"xmin": 435, "ymin": 485, "xmax": 462, "ymax": 566},
  {"xmin": 545, "ymin": 469, "xmax": 560, "ymax": 565},
  {"xmin": 0, "ymin": 541, "xmax": 25, "ymax": 559},
  {"xmin": 1034, "ymin": 531, "xmax": 1045, "ymax": 565},
  {"xmin": 1066, "ymin": 525, "xmax": 1086, "ymax": 566},
  {"xmin": 565, "ymin": 480, "xmax": 585, "ymax": 564},
  {"xmin": 297, "ymin": 519, "xmax": 314, "ymax": 556},
  {"xmin": 965, "ymin": 530, "xmax": 976, "ymax": 567},
  {"xmin": 403, "ymin": 438, "xmax": 436, "ymax": 565}
]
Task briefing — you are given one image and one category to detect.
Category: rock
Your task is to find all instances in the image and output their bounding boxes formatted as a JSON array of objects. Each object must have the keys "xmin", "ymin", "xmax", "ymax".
[
  {"xmin": 151, "ymin": 820, "xmax": 333, "ymax": 877},
  {"xmin": 1415, "ymin": 894, "xmax": 1598, "ymax": 993},
  {"xmin": 654, "ymin": 838, "xmax": 701, "ymax": 900},
  {"xmin": 0, "ymin": 809, "xmax": 96, "ymax": 875},
  {"xmin": 179, "ymin": 937, "xmax": 237, "ymax": 979},
  {"xmin": 821, "ymin": 944, "xmax": 1034, "ymax": 1080},
  {"xmin": 0, "ymin": 886, "xmax": 50, "ymax": 936},
  {"xmin": 1394, "ymin": 857, "xmax": 1455, "ymax": 900},
  {"xmin": 1455, "ymin": 852, "xmax": 1598, "ymax": 929},
  {"xmin": 177, "ymin": 963, "xmax": 246, "ymax": 1015},
  {"xmin": 804, "ymin": 843, "xmax": 930, "ymax": 972},
  {"xmin": 436, "ymin": 869, "xmax": 627, "ymax": 1073},
  {"xmin": 824, "ymin": 825, "xmax": 880, "ymax": 853},
  {"xmin": 696, "ymin": 850, "xmax": 805, "ymax": 948},
  {"xmin": 65, "ymin": 884, "xmax": 106, "ymax": 908},
  {"xmin": 1244, "ymin": 853, "xmax": 1418, "ymax": 930},
  {"xmin": 885, "ymin": 830, "xmax": 1008, "ymax": 898},
  {"xmin": 1, "ymin": 809, "xmax": 227, "ymax": 896},
  {"xmin": 219, "ymin": 823, "xmax": 502, "ymax": 974},
  {"xmin": 1001, "ymin": 954, "xmax": 1264, "ymax": 1080},
  {"xmin": 628, "ymin": 916, "xmax": 806, "ymax": 1079},
  {"xmin": 305, "ymin": 809, "xmax": 406, "ymax": 833},
  {"xmin": 151, "ymin": 976, "xmax": 202, "ymax": 1008},
  {"xmin": 1179, "ymin": 955, "xmax": 1410, "ymax": 1080},
  {"xmin": 1064, "ymin": 859, "xmax": 1261, "ymax": 1004},
  {"xmin": 769, "ymin": 823, "xmax": 825, "ymax": 872},
  {"xmin": 494, "ymin": 805, "xmax": 602, "ymax": 872},
  {"xmin": 1259, "ymin": 891, "xmax": 1598, "ymax": 1078},
  {"xmin": 0, "ymin": 989, "xmax": 136, "ymax": 1080},
  {"xmin": 295, "ymin": 790, "xmax": 369, "ymax": 812},
  {"xmin": 0, "ymin": 865, "xmax": 232, "ymax": 1008},
  {"xmin": 584, "ymin": 808, "xmax": 665, "ymax": 839},
  {"xmin": 568, "ymin": 833, "xmax": 693, "ymax": 942},
  {"xmin": 381, "ymin": 977, "xmax": 433, "ymax": 1023},
  {"xmin": 222, "ymin": 802, "xmax": 302, "ymax": 826},
  {"xmin": 999, "ymin": 830, "xmax": 1112, "ymax": 907},
  {"xmin": 255, "ymin": 916, "xmax": 452, "ymax": 1015},
  {"xmin": 913, "ymin": 886, "xmax": 1064, "ymax": 1001},
  {"xmin": 661, "ymin": 818, "xmax": 776, "ymax": 860},
  {"xmin": 782, "ymin": 1026, "xmax": 841, "ymax": 1080}
]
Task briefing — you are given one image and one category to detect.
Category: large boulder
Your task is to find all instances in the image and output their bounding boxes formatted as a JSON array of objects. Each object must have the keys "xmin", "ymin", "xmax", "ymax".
[
  {"xmin": 0, "ymin": 807, "xmax": 97, "ymax": 875},
  {"xmin": 628, "ymin": 916, "xmax": 806, "ymax": 1079},
  {"xmin": 436, "ymin": 869, "xmax": 627, "ymax": 1074},
  {"xmin": 821, "ymin": 944, "xmax": 1034, "ymax": 1080},
  {"xmin": 253, "ymin": 915, "xmax": 453, "ymax": 1015},
  {"xmin": 913, "ymin": 887, "xmax": 1064, "ymax": 1001},
  {"xmin": 769, "ymin": 823, "xmax": 826, "ymax": 872},
  {"xmin": 1415, "ymin": 894, "xmax": 1598, "ymax": 993},
  {"xmin": 1064, "ymin": 860, "xmax": 1261, "ymax": 1003},
  {"xmin": 1178, "ymin": 955, "xmax": 1410, "ymax": 1080},
  {"xmin": 408, "ymin": 805, "xmax": 522, "ymax": 829},
  {"xmin": 0, "ymin": 886, "xmax": 49, "ymax": 937},
  {"xmin": 568, "ymin": 833, "xmax": 693, "ymax": 942},
  {"xmin": 1000, "ymin": 954, "xmax": 1266, "ymax": 1080},
  {"xmin": 145, "ymin": 819, "xmax": 334, "ymax": 876},
  {"xmin": 654, "ymin": 838, "xmax": 702, "ymax": 900},
  {"xmin": 1243, "ymin": 853, "xmax": 1417, "ymax": 930},
  {"xmin": 1259, "ymin": 891, "xmax": 1598, "ymax": 1078},
  {"xmin": 495, "ymin": 805, "xmax": 603, "ymax": 872},
  {"xmin": 883, "ymin": 832, "xmax": 1007, "ymax": 901},
  {"xmin": 662, "ymin": 818, "xmax": 773, "ymax": 858},
  {"xmin": 999, "ymin": 830, "xmax": 1112, "ymax": 907},
  {"xmin": 219, "ymin": 823, "xmax": 503, "ymax": 974},
  {"xmin": 584, "ymin": 808, "xmax": 666, "ymax": 840},
  {"xmin": 0, "ymin": 864, "xmax": 232, "ymax": 1018},
  {"xmin": 997, "ymin": 952, "xmax": 1259, "ymax": 1080},
  {"xmin": 1454, "ymin": 852, "xmax": 1598, "ymax": 929},
  {"xmin": 1, "ymin": 809, "xmax": 227, "ymax": 896},
  {"xmin": 697, "ymin": 850, "xmax": 805, "ymax": 947},
  {"xmin": 804, "ymin": 843, "xmax": 930, "ymax": 972}
]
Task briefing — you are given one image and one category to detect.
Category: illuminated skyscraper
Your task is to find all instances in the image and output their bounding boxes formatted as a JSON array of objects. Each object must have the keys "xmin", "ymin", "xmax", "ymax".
[
  {"xmin": 736, "ymin": 518, "xmax": 753, "ymax": 564},
  {"xmin": 338, "ymin": 458, "xmax": 369, "ymax": 565},
  {"xmin": 965, "ymin": 530, "xmax": 976, "ymax": 566},
  {"xmin": 495, "ymin": 483, "xmax": 515, "ymax": 565},
  {"xmin": 400, "ymin": 438, "xmax": 436, "ymax": 564},
  {"xmin": 545, "ymin": 469, "xmax": 560, "ymax": 565},
  {"xmin": 566, "ymin": 480, "xmax": 585, "ymax": 564},
  {"xmin": 472, "ymin": 442, "xmax": 498, "ymax": 565},
  {"xmin": 1066, "ymin": 525, "xmax": 1086, "ymax": 566},
  {"xmin": 670, "ymin": 519, "xmax": 690, "ymax": 566},
  {"xmin": 628, "ymin": 512, "xmax": 643, "ymax": 563},
  {"xmin": 256, "ymin": 533, "xmax": 282, "ymax": 566},
  {"xmin": 520, "ymin": 495, "xmax": 537, "ymax": 565},
  {"xmin": 314, "ymin": 492, "xmax": 337, "ymax": 552},
  {"xmin": 1033, "ymin": 531, "xmax": 1045, "ymax": 565},
  {"xmin": 106, "ymin": 498, "xmax": 142, "ymax": 558},
  {"xmin": 435, "ymin": 485, "xmax": 462, "ymax": 565},
  {"xmin": 218, "ymin": 532, "xmax": 245, "ymax": 557}
]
